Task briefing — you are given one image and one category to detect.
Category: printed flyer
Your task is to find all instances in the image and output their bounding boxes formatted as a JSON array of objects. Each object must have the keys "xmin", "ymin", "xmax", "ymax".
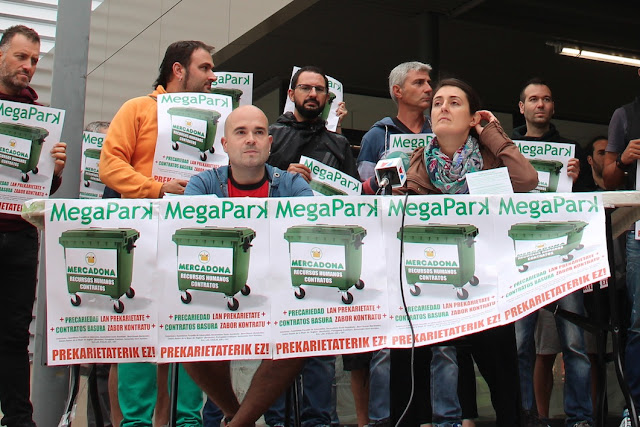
[
  {"xmin": 514, "ymin": 140, "xmax": 575, "ymax": 193},
  {"xmin": 0, "ymin": 100, "xmax": 65, "ymax": 215},
  {"xmin": 300, "ymin": 155, "xmax": 361, "ymax": 196},
  {"xmin": 79, "ymin": 131, "xmax": 106, "ymax": 199},
  {"xmin": 44, "ymin": 199, "xmax": 159, "ymax": 365},
  {"xmin": 156, "ymin": 196, "xmax": 272, "ymax": 362},
  {"xmin": 268, "ymin": 196, "xmax": 389, "ymax": 359},
  {"xmin": 152, "ymin": 92, "xmax": 233, "ymax": 183},
  {"xmin": 383, "ymin": 195, "xmax": 500, "ymax": 347},
  {"xmin": 386, "ymin": 133, "xmax": 435, "ymax": 155},
  {"xmin": 210, "ymin": 71, "xmax": 253, "ymax": 109},
  {"xmin": 284, "ymin": 66, "xmax": 344, "ymax": 132},
  {"xmin": 492, "ymin": 193, "xmax": 609, "ymax": 322}
]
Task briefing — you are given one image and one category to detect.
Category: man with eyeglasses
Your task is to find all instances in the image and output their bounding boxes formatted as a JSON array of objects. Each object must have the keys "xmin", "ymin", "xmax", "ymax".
[
  {"xmin": 268, "ymin": 65, "xmax": 359, "ymax": 182},
  {"xmin": 264, "ymin": 66, "xmax": 358, "ymax": 427}
]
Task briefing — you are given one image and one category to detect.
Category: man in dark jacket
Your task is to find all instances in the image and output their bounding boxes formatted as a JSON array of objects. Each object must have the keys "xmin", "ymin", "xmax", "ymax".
[
  {"xmin": 0, "ymin": 24, "xmax": 66, "ymax": 427},
  {"xmin": 512, "ymin": 78, "xmax": 593, "ymax": 427},
  {"xmin": 265, "ymin": 66, "xmax": 358, "ymax": 427},
  {"xmin": 268, "ymin": 66, "xmax": 359, "ymax": 181}
]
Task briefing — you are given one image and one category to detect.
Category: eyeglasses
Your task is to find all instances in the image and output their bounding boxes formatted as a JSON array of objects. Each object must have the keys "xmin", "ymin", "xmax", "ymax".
[{"xmin": 294, "ymin": 84, "xmax": 327, "ymax": 94}]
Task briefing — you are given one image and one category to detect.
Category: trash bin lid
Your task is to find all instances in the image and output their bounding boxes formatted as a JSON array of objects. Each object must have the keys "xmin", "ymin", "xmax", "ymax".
[
  {"xmin": 528, "ymin": 159, "xmax": 564, "ymax": 173},
  {"xmin": 399, "ymin": 224, "xmax": 479, "ymax": 239},
  {"xmin": 508, "ymin": 221, "xmax": 587, "ymax": 238},
  {"xmin": 172, "ymin": 227, "xmax": 256, "ymax": 241},
  {"xmin": 284, "ymin": 224, "xmax": 367, "ymax": 241},
  {"xmin": 167, "ymin": 107, "xmax": 221, "ymax": 122},
  {"xmin": 84, "ymin": 148, "xmax": 101, "ymax": 159},
  {"xmin": 59, "ymin": 228, "xmax": 140, "ymax": 242},
  {"xmin": 0, "ymin": 122, "xmax": 49, "ymax": 141},
  {"xmin": 210, "ymin": 88, "xmax": 244, "ymax": 99}
]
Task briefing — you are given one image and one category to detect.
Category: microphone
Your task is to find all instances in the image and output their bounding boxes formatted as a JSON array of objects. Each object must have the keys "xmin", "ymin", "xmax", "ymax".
[{"xmin": 374, "ymin": 151, "xmax": 409, "ymax": 188}]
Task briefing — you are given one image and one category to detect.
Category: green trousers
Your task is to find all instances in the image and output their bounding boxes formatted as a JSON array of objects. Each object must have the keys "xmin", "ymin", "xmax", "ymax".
[{"xmin": 118, "ymin": 363, "xmax": 203, "ymax": 427}]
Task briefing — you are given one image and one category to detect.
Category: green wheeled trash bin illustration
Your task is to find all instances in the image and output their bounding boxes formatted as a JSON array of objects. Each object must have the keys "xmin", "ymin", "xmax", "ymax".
[
  {"xmin": 83, "ymin": 148, "xmax": 102, "ymax": 187},
  {"xmin": 283, "ymin": 225, "xmax": 366, "ymax": 305},
  {"xmin": 398, "ymin": 224, "xmax": 479, "ymax": 300},
  {"xmin": 59, "ymin": 228, "xmax": 139, "ymax": 313},
  {"xmin": 528, "ymin": 159, "xmax": 563, "ymax": 192},
  {"xmin": 210, "ymin": 88, "xmax": 244, "ymax": 110},
  {"xmin": 0, "ymin": 122, "xmax": 49, "ymax": 182},
  {"xmin": 508, "ymin": 221, "xmax": 587, "ymax": 272},
  {"xmin": 172, "ymin": 227, "xmax": 255, "ymax": 311},
  {"xmin": 309, "ymin": 180, "xmax": 347, "ymax": 196},
  {"xmin": 320, "ymin": 91, "xmax": 337, "ymax": 121},
  {"xmin": 167, "ymin": 107, "xmax": 221, "ymax": 161}
]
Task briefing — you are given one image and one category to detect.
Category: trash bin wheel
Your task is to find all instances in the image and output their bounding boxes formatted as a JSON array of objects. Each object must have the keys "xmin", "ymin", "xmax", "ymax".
[
  {"xmin": 576, "ymin": 244, "xmax": 584, "ymax": 250},
  {"xmin": 200, "ymin": 152, "xmax": 207, "ymax": 161},
  {"xmin": 84, "ymin": 181, "xmax": 90, "ymax": 187},
  {"xmin": 355, "ymin": 279, "xmax": 365, "ymax": 290},
  {"xmin": 70, "ymin": 294, "xmax": 81, "ymax": 306},
  {"xmin": 172, "ymin": 142, "xmax": 179, "ymax": 150},
  {"xmin": 410, "ymin": 285, "xmax": 421, "ymax": 296},
  {"xmin": 125, "ymin": 287, "xmax": 135, "ymax": 298},
  {"xmin": 518, "ymin": 265, "xmax": 529, "ymax": 273},
  {"xmin": 227, "ymin": 298, "xmax": 239, "ymax": 311},
  {"xmin": 294, "ymin": 287, "xmax": 305, "ymax": 299},
  {"xmin": 241, "ymin": 285, "xmax": 251, "ymax": 296},
  {"xmin": 32, "ymin": 167, "xmax": 38, "ymax": 174},
  {"xmin": 469, "ymin": 276, "xmax": 479, "ymax": 286},
  {"xmin": 562, "ymin": 254, "xmax": 573, "ymax": 262},
  {"xmin": 456, "ymin": 287, "xmax": 469, "ymax": 300},
  {"xmin": 113, "ymin": 300, "xmax": 124, "ymax": 313},
  {"xmin": 21, "ymin": 173, "xmax": 29, "ymax": 183},
  {"xmin": 341, "ymin": 292, "xmax": 354, "ymax": 305},
  {"xmin": 209, "ymin": 146, "xmax": 215, "ymax": 154},
  {"xmin": 181, "ymin": 291, "xmax": 192, "ymax": 304}
]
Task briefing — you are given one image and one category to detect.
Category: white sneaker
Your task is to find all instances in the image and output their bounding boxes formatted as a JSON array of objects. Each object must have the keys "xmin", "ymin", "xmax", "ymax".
[{"xmin": 620, "ymin": 409, "xmax": 632, "ymax": 427}]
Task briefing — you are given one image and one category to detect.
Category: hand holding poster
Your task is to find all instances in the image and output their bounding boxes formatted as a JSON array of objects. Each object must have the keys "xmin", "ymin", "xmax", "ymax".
[
  {"xmin": 515, "ymin": 140, "xmax": 575, "ymax": 192},
  {"xmin": 79, "ymin": 131, "xmax": 106, "ymax": 199},
  {"xmin": 0, "ymin": 100, "xmax": 65, "ymax": 214},
  {"xmin": 152, "ymin": 93, "xmax": 233, "ymax": 182},
  {"xmin": 284, "ymin": 66, "xmax": 344, "ymax": 132}
]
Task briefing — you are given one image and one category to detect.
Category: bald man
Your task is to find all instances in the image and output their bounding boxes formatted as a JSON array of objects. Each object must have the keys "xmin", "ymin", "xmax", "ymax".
[{"xmin": 184, "ymin": 105, "xmax": 313, "ymax": 427}]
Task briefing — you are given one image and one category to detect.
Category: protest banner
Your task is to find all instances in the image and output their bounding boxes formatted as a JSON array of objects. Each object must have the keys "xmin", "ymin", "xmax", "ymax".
[
  {"xmin": 152, "ymin": 92, "xmax": 233, "ymax": 183},
  {"xmin": 300, "ymin": 155, "xmax": 361, "ymax": 196},
  {"xmin": 40, "ymin": 193, "xmax": 609, "ymax": 363},
  {"xmin": 515, "ymin": 140, "xmax": 575, "ymax": 192},
  {"xmin": 0, "ymin": 100, "xmax": 65, "ymax": 214},
  {"xmin": 386, "ymin": 133, "xmax": 435, "ymax": 155},
  {"xmin": 209, "ymin": 71, "xmax": 253, "ymax": 109},
  {"xmin": 79, "ymin": 131, "xmax": 106, "ymax": 199}
]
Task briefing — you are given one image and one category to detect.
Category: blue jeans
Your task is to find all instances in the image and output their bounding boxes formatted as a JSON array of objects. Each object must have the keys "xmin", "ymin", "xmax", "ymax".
[
  {"xmin": 368, "ymin": 349, "xmax": 390, "ymax": 423},
  {"xmin": 515, "ymin": 291, "xmax": 593, "ymax": 426},
  {"xmin": 625, "ymin": 231, "xmax": 640, "ymax": 409},
  {"xmin": 203, "ymin": 397, "xmax": 223, "ymax": 427},
  {"xmin": 431, "ymin": 346, "xmax": 461, "ymax": 426},
  {"xmin": 264, "ymin": 356, "xmax": 336, "ymax": 427}
]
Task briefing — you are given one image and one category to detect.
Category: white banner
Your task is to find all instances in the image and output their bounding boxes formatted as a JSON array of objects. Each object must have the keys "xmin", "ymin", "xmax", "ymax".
[
  {"xmin": 0, "ymin": 101, "xmax": 65, "ymax": 214},
  {"xmin": 152, "ymin": 93, "xmax": 233, "ymax": 183},
  {"xmin": 79, "ymin": 131, "xmax": 106, "ymax": 199},
  {"xmin": 42, "ymin": 193, "xmax": 609, "ymax": 364},
  {"xmin": 209, "ymin": 72, "xmax": 253, "ymax": 109},
  {"xmin": 515, "ymin": 140, "xmax": 575, "ymax": 193}
]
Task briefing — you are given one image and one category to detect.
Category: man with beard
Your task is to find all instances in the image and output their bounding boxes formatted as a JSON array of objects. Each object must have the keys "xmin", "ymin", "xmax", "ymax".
[
  {"xmin": 0, "ymin": 25, "xmax": 67, "ymax": 427},
  {"xmin": 268, "ymin": 65, "xmax": 359, "ymax": 181},
  {"xmin": 264, "ymin": 66, "xmax": 358, "ymax": 427},
  {"xmin": 100, "ymin": 40, "xmax": 217, "ymax": 427}
]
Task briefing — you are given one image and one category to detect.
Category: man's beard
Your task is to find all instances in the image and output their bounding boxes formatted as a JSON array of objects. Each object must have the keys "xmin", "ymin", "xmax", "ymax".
[
  {"xmin": 0, "ymin": 64, "xmax": 29, "ymax": 93},
  {"xmin": 295, "ymin": 98, "xmax": 324, "ymax": 120}
]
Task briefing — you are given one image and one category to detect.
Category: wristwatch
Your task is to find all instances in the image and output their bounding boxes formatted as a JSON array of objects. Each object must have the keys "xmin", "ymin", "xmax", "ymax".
[{"xmin": 616, "ymin": 152, "xmax": 630, "ymax": 170}]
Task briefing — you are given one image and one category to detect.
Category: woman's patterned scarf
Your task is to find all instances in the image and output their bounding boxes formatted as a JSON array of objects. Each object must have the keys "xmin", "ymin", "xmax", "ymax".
[{"xmin": 424, "ymin": 134, "xmax": 483, "ymax": 194}]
